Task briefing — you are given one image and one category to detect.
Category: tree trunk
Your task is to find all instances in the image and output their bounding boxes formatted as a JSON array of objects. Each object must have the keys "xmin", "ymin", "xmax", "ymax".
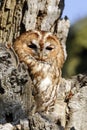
[{"xmin": 0, "ymin": 0, "xmax": 87, "ymax": 130}]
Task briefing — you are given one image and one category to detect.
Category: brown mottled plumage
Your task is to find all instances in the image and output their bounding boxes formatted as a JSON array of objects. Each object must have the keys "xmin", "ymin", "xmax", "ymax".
[{"xmin": 13, "ymin": 30, "xmax": 65, "ymax": 123}]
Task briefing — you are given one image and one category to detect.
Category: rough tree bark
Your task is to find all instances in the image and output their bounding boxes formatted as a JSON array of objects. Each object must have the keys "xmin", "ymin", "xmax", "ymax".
[{"xmin": 0, "ymin": 0, "xmax": 87, "ymax": 130}]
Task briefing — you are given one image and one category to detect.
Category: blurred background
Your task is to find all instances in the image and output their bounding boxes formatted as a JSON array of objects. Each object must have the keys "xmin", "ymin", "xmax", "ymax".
[{"xmin": 62, "ymin": 0, "xmax": 87, "ymax": 78}]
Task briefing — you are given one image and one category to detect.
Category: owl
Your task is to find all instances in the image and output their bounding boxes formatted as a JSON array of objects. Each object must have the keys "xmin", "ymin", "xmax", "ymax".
[{"xmin": 13, "ymin": 30, "xmax": 65, "ymax": 114}]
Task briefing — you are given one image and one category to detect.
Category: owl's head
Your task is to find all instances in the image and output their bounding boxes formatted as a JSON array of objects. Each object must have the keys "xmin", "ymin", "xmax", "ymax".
[{"xmin": 13, "ymin": 30, "xmax": 65, "ymax": 69}]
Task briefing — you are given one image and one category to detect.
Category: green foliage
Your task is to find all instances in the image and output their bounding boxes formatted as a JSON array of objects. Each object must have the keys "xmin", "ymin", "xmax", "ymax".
[{"xmin": 63, "ymin": 17, "xmax": 87, "ymax": 77}]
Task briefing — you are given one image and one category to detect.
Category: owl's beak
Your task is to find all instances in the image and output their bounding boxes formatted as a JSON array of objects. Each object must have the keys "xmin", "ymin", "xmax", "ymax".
[{"xmin": 39, "ymin": 52, "xmax": 42, "ymax": 58}]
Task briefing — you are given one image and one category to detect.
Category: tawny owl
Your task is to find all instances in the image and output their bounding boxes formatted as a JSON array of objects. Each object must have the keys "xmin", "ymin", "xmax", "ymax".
[{"xmin": 13, "ymin": 30, "xmax": 65, "ymax": 122}]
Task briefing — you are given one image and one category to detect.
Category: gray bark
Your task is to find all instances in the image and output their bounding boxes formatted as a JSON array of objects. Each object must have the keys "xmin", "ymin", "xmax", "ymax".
[{"xmin": 0, "ymin": 0, "xmax": 87, "ymax": 130}]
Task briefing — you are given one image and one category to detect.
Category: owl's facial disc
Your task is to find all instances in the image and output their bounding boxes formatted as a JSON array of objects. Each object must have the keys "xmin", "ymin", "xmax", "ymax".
[
  {"xmin": 13, "ymin": 30, "xmax": 64, "ymax": 68},
  {"xmin": 27, "ymin": 39, "xmax": 54, "ymax": 62}
]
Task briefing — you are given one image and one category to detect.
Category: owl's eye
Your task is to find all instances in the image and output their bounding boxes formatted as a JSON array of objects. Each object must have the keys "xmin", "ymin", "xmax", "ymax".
[
  {"xmin": 28, "ymin": 43, "xmax": 37, "ymax": 50},
  {"xmin": 46, "ymin": 46, "xmax": 54, "ymax": 51}
]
